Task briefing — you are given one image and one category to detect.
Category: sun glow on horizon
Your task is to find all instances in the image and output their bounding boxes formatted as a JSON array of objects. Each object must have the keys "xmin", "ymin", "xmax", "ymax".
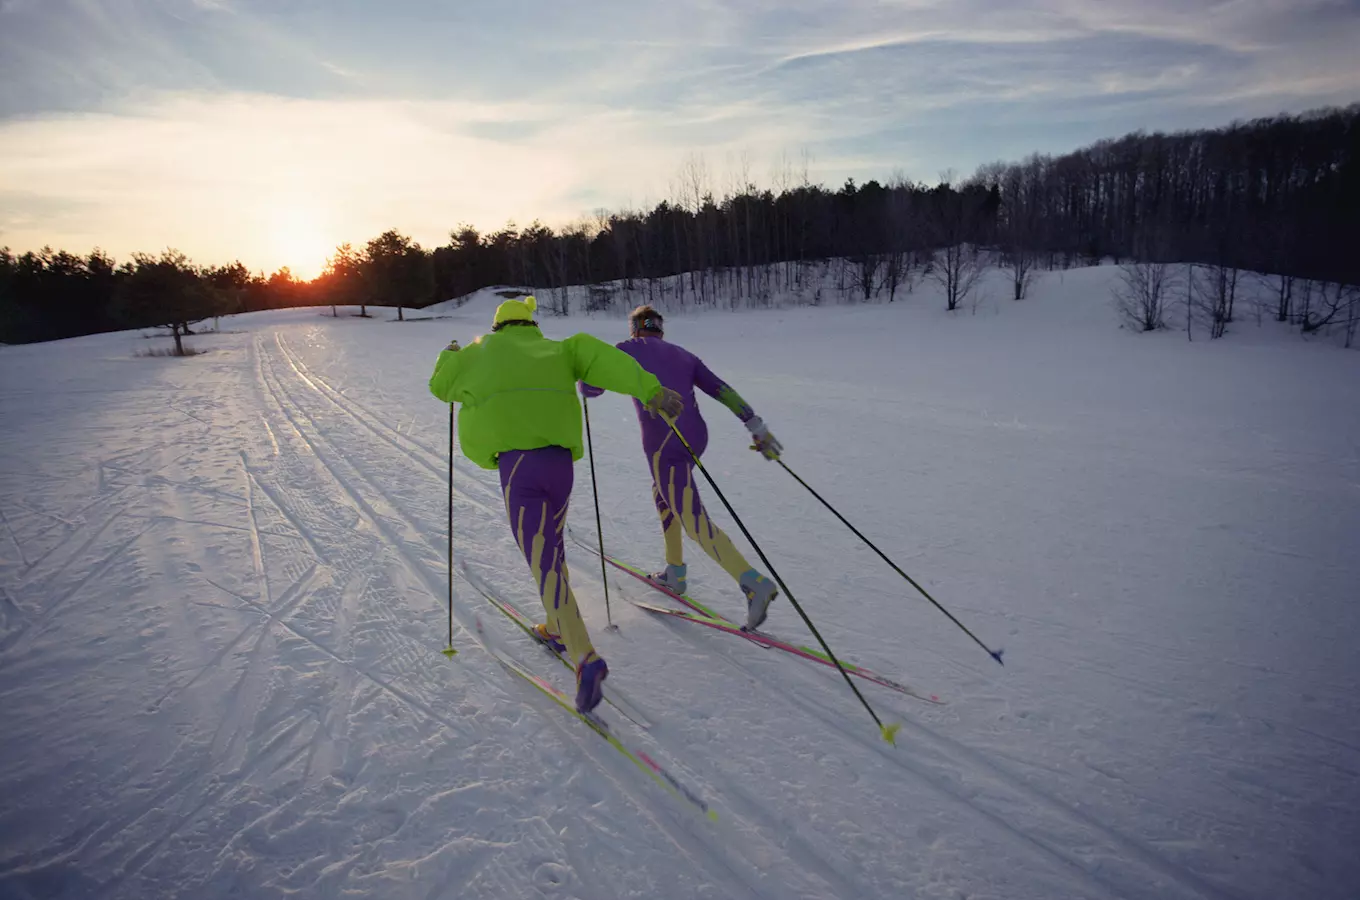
[{"xmin": 267, "ymin": 205, "xmax": 333, "ymax": 281}]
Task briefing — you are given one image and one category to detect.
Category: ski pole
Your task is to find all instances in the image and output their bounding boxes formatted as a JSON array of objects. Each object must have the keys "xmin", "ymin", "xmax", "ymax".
[
  {"xmin": 776, "ymin": 460, "xmax": 1002, "ymax": 666},
  {"xmin": 663, "ymin": 417, "xmax": 899, "ymax": 744},
  {"xmin": 583, "ymin": 397, "xmax": 617, "ymax": 631},
  {"xmin": 443, "ymin": 404, "xmax": 457, "ymax": 658}
]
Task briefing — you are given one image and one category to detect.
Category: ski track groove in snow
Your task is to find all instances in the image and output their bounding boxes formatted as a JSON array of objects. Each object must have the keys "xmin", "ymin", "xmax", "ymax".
[
  {"xmin": 276, "ymin": 334, "xmax": 447, "ymax": 481},
  {"xmin": 259, "ymin": 414, "xmax": 281, "ymax": 456},
  {"xmin": 148, "ymin": 586, "xmax": 267, "ymax": 714},
  {"xmin": 0, "ymin": 585, "xmax": 22, "ymax": 636},
  {"xmin": 11, "ymin": 434, "xmax": 201, "ymax": 589},
  {"xmin": 7, "ymin": 496, "xmax": 77, "ymax": 531},
  {"xmin": 302, "ymin": 571, "xmax": 366, "ymax": 787},
  {"xmin": 0, "ymin": 523, "xmax": 153, "ymax": 657},
  {"xmin": 0, "ymin": 502, "xmax": 29, "ymax": 568},
  {"xmin": 118, "ymin": 512, "xmax": 295, "ymax": 541},
  {"xmin": 222, "ymin": 578, "xmax": 469, "ymax": 747},
  {"xmin": 99, "ymin": 715, "xmax": 318, "ymax": 896},
  {"xmin": 210, "ymin": 563, "xmax": 321, "ymax": 770},
  {"xmin": 245, "ymin": 343, "xmax": 478, "ymax": 742},
  {"xmin": 256, "ymin": 329, "xmax": 849, "ymax": 899},
  {"xmin": 16, "ymin": 499, "xmax": 128, "ymax": 588},
  {"xmin": 0, "ymin": 739, "xmax": 213, "ymax": 881},
  {"xmin": 272, "ymin": 334, "xmax": 506, "ymax": 517},
  {"xmin": 241, "ymin": 452, "xmax": 274, "ymax": 609},
  {"xmin": 13, "ymin": 485, "xmax": 135, "ymax": 577},
  {"xmin": 242, "ymin": 464, "xmax": 331, "ymax": 564},
  {"xmin": 0, "ymin": 709, "xmax": 315, "ymax": 893}
]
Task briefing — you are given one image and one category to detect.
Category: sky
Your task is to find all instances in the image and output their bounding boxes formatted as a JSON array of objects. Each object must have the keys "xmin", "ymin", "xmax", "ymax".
[{"xmin": 1, "ymin": 0, "xmax": 1358, "ymax": 280}]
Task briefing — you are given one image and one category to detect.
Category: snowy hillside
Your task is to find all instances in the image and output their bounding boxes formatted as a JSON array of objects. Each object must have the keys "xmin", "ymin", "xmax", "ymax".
[{"xmin": 1, "ymin": 266, "xmax": 1357, "ymax": 899}]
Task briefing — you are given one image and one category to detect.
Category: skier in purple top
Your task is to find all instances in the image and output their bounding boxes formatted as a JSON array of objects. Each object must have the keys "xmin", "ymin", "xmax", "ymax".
[{"xmin": 581, "ymin": 305, "xmax": 783, "ymax": 630}]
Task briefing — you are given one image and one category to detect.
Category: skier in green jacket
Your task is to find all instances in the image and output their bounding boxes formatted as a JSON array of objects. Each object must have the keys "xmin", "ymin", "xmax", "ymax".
[{"xmin": 429, "ymin": 295, "xmax": 683, "ymax": 713}]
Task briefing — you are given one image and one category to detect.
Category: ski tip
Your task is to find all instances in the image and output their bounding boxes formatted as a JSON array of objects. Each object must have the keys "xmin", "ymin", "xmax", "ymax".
[
  {"xmin": 991, "ymin": 648, "xmax": 1005, "ymax": 666},
  {"xmin": 880, "ymin": 722, "xmax": 902, "ymax": 745},
  {"xmin": 441, "ymin": 645, "xmax": 458, "ymax": 658}
]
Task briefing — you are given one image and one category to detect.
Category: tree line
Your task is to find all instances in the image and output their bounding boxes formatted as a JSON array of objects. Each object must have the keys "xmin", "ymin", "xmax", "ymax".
[
  {"xmin": 0, "ymin": 230, "xmax": 433, "ymax": 348},
  {"xmin": 2, "ymin": 103, "xmax": 1355, "ymax": 347}
]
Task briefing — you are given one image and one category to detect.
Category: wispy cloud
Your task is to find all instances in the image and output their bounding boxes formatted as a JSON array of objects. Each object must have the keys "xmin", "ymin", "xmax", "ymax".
[
  {"xmin": 1, "ymin": 0, "xmax": 1357, "ymax": 273},
  {"xmin": 0, "ymin": 0, "xmax": 356, "ymax": 116}
]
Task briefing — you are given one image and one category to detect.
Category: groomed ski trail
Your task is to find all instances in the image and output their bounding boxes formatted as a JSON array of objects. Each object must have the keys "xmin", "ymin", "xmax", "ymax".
[{"xmin": 6, "ymin": 312, "xmax": 1337, "ymax": 898}]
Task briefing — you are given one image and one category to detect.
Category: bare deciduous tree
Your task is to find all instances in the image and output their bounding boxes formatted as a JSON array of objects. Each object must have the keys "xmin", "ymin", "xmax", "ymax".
[
  {"xmin": 843, "ymin": 255, "xmax": 881, "ymax": 302},
  {"xmin": 880, "ymin": 249, "xmax": 916, "ymax": 302},
  {"xmin": 1114, "ymin": 261, "xmax": 1179, "ymax": 332},
  {"xmin": 881, "ymin": 172, "xmax": 920, "ymax": 303},
  {"xmin": 927, "ymin": 174, "xmax": 995, "ymax": 311},
  {"xmin": 1273, "ymin": 274, "xmax": 1295, "ymax": 323},
  {"xmin": 1302, "ymin": 281, "xmax": 1359, "ymax": 339},
  {"xmin": 1345, "ymin": 285, "xmax": 1360, "ymax": 349},
  {"xmin": 1001, "ymin": 247, "xmax": 1038, "ymax": 301},
  {"xmin": 932, "ymin": 244, "xmax": 987, "ymax": 312},
  {"xmin": 1194, "ymin": 263, "xmax": 1240, "ymax": 339}
]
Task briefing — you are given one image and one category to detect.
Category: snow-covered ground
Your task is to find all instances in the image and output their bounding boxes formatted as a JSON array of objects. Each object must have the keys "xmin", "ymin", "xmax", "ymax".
[{"xmin": 1, "ymin": 267, "xmax": 1357, "ymax": 899}]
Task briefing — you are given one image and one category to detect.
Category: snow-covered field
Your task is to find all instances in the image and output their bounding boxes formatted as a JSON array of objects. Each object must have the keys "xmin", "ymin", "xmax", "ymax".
[{"xmin": 1, "ymin": 266, "xmax": 1357, "ymax": 899}]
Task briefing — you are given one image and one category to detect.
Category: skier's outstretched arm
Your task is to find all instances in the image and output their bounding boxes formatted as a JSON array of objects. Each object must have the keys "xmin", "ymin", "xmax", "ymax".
[
  {"xmin": 564, "ymin": 333, "xmax": 681, "ymax": 416},
  {"xmin": 694, "ymin": 359, "xmax": 782, "ymax": 460}
]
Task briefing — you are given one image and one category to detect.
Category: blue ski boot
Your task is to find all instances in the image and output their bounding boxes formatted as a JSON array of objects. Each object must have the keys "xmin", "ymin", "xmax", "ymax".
[{"xmin": 575, "ymin": 652, "xmax": 609, "ymax": 714}]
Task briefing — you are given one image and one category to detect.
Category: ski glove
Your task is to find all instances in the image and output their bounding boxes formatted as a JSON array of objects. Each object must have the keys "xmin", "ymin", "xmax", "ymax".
[
  {"xmin": 645, "ymin": 387, "xmax": 684, "ymax": 419},
  {"xmin": 579, "ymin": 381, "xmax": 605, "ymax": 399},
  {"xmin": 444, "ymin": 339, "xmax": 461, "ymax": 352},
  {"xmin": 745, "ymin": 416, "xmax": 782, "ymax": 461}
]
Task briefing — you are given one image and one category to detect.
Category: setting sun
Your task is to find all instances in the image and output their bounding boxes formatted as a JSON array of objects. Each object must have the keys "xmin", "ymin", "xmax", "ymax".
[{"xmin": 267, "ymin": 206, "xmax": 332, "ymax": 281}]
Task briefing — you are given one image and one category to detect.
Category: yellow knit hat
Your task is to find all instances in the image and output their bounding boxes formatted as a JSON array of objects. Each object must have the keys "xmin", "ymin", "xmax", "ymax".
[{"xmin": 493, "ymin": 295, "xmax": 537, "ymax": 328}]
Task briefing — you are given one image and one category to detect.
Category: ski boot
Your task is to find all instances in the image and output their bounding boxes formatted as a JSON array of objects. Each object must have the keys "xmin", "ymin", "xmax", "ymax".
[
  {"xmin": 575, "ymin": 652, "xmax": 609, "ymax": 713},
  {"xmin": 739, "ymin": 570, "xmax": 778, "ymax": 631},
  {"xmin": 648, "ymin": 563, "xmax": 688, "ymax": 596},
  {"xmin": 533, "ymin": 623, "xmax": 566, "ymax": 655}
]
